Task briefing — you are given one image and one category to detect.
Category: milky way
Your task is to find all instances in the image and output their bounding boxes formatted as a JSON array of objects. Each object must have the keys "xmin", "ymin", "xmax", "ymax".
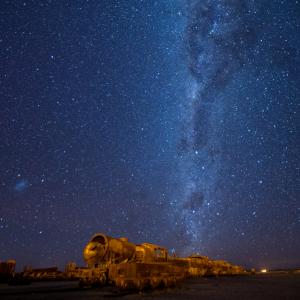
[
  {"xmin": 174, "ymin": 0, "xmax": 259, "ymax": 252},
  {"xmin": 177, "ymin": 0, "xmax": 299, "ymax": 266}
]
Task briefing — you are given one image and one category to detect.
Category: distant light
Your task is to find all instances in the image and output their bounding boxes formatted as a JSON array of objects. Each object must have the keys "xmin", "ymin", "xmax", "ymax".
[{"xmin": 261, "ymin": 268, "xmax": 268, "ymax": 273}]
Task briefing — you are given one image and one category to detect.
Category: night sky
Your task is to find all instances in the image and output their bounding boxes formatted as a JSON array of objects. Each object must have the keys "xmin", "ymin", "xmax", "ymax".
[{"xmin": 1, "ymin": 0, "xmax": 299, "ymax": 271}]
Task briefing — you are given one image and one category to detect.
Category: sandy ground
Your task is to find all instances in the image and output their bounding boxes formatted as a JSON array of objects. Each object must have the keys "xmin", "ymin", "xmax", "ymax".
[{"xmin": 0, "ymin": 274, "xmax": 300, "ymax": 299}]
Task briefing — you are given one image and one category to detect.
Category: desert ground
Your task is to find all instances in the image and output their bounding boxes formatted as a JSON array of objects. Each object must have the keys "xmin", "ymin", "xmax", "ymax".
[{"xmin": 1, "ymin": 273, "xmax": 300, "ymax": 300}]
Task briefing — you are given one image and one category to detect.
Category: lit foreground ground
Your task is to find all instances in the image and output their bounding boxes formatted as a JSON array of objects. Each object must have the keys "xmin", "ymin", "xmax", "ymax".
[{"xmin": 1, "ymin": 273, "xmax": 300, "ymax": 300}]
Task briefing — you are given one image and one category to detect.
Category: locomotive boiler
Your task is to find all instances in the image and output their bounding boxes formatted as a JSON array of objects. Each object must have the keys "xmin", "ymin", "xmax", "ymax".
[{"xmin": 83, "ymin": 233, "xmax": 136, "ymax": 267}]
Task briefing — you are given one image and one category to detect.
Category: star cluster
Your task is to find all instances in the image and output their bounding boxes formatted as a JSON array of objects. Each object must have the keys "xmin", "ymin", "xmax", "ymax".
[{"xmin": 0, "ymin": 0, "xmax": 299, "ymax": 270}]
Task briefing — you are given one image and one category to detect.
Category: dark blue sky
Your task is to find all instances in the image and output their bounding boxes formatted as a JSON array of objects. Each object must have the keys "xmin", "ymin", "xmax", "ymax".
[{"xmin": 1, "ymin": 0, "xmax": 299, "ymax": 270}]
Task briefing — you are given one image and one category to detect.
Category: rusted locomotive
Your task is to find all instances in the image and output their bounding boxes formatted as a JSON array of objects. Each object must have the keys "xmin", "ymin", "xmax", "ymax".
[{"xmin": 66, "ymin": 233, "xmax": 246, "ymax": 290}]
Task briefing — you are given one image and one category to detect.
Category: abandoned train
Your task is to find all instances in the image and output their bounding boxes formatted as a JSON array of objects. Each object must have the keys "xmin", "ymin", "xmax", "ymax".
[{"xmin": 65, "ymin": 232, "xmax": 246, "ymax": 290}]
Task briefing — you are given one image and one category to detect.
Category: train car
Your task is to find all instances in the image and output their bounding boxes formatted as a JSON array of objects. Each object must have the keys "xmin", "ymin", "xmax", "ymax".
[{"xmin": 22, "ymin": 266, "xmax": 64, "ymax": 280}]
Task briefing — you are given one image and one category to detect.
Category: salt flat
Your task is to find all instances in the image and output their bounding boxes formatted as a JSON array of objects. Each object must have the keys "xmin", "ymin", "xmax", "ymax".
[{"xmin": 1, "ymin": 274, "xmax": 300, "ymax": 300}]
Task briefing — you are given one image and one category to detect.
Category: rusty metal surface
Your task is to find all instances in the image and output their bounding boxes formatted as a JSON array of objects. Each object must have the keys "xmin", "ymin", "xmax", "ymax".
[
  {"xmin": 73, "ymin": 233, "xmax": 247, "ymax": 290},
  {"xmin": 83, "ymin": 233, "xmax": 136, "ymax": 268}
]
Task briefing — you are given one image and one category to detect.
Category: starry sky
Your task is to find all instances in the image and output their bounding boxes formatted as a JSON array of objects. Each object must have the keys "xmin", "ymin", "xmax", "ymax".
[{"xmin": 1, "ymin": 0, "xmax": 299, "ymax": 271}]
